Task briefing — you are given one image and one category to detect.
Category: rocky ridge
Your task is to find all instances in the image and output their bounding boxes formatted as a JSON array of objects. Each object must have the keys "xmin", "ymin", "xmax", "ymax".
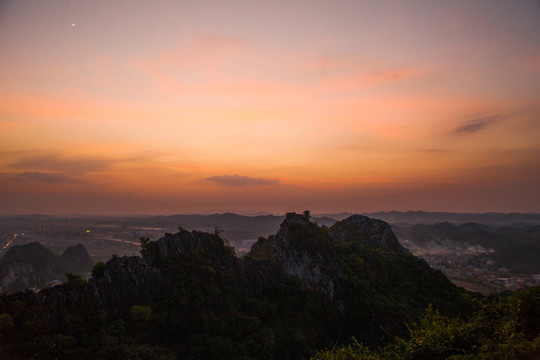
[
  {"xmin": 0, "ymin": 242, "xmax": 93, "ymax": 292},
  {"xmin": 0, "ymin": 213, "xmax": 468, "ymax": 355}
]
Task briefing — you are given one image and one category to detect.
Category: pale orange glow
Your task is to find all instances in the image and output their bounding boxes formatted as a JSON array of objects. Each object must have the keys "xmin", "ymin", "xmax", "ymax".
[{"xmin": 1, "ymin": 0, "xmax": 539, "ymax": 214}]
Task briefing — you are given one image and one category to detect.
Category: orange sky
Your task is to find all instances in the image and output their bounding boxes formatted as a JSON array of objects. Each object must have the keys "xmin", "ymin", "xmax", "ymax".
[{"xmin": 1, "ymin": 0, "xmax": 540, "ymax": 215}]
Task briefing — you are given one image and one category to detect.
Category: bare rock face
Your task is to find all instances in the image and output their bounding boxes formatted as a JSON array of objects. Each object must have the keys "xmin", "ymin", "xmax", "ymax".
[
  {"xmin": 3, "ymin": 242, "xmax": 53, "ymax": 261},
  {"xmin": 0, "ymin": 258, "xmax": 50, "ymax": 291},
  {"xmin": 92, "ymin": 255, "xmax": 162, "ymax": 310},
  {"xmin": 248, "ymin": 213, "xmax": 408, "ymax": 311},
  {"xmin": 251, "ymin": 212, "xmax": 344, "ymax": 309},
  {"xmin": 0, "ymin": 242, "xmax": 92, "ymax": 292},
  {"xmin": 0, "ymin": 211, "xmax": 467, "ymax": 353},
  {"xmin": 61, "ymin": 244, "xmax": 93, "ymax": 270},
  {"xmin": 330, "ymin": 215, "xmax": 407, "ymax": 254},
  {"xmin": 89, "ymin": 228, "xmax": 238, "ymax": 311},
  {"xmin": 142, "ymin": 228, "xmax": 238, "ymax": 269}
]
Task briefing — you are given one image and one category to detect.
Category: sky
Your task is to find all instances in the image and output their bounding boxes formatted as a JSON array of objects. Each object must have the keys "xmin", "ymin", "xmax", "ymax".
[{"xmin": 1, "ymin": 0, "xmax": 540, "ymax": 215}]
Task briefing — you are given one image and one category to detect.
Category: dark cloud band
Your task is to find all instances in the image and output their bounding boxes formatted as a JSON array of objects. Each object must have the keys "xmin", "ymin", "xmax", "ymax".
[
  {"xmin": 12, "ymin": 171, "xmax": 75, "ymax": 183},
  {"xmin": 205, "ymin": 174, "xmax": 280, "ymax": 187},
  {"xmin": 454, "ymin": 115, "xmax": 501, "ymax": 134}
]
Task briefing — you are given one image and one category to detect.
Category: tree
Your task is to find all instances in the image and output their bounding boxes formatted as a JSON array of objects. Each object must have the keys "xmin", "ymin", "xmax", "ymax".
[
  {"xmin": 139, "ymin": 237, "xmax": 151, "ymax": 251},
  {"xmin": 214, "ymin": 226, "xmax": 224, "ymax": 237},
  {"xmin": 65, "ymin": 273, "xmax": 85, "ymax": 290},
  {"xmin": 92, "ymin": 261, "xmax": 107, "ymax": 278},
  {"xmin": 0, "ymin": 313, "xmax": 14, "ymax": 335},
  {"xmin": 130, "ymin": 305, "xmax": 152, "ymax": 323}
]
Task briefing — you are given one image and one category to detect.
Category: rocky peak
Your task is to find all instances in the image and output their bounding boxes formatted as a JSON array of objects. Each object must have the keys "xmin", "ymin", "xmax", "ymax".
[
  {"xmin": 248, "ymin": 213, "xmax": 409, "ymax": 309},
  {"xmin": 0, "ymin": 243, "xmax": 93, "ymax": 293},
  {"xmin": 141, "ymin": 228, "xmax": 238, "ymax": 268},
  {"xmin": 250, "ymin": 212, "xmax": 343, "ymax": 308},
  {"xmin": 330, "ymin": 215, "xmax": 407, "ymax": 254},
  {"xmin": 276, "ymin": 212, "xmax": 312, "ymax": 238},
  {"xmin": 3, "ymin": 242, "xmax": 55, "ymax": 261},
  {"xmin": 93, "ymin": 255, "xmax": 161, "ymax": 310},
  {"xmin": 61, "ymin": 244, "xmax": 93, "ymax": 268}
]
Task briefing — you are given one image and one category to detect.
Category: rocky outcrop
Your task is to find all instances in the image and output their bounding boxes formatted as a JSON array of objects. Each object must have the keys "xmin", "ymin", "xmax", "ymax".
[
  {"xmin": 246, "ymin": 213, "xmax": 418, "ymax": 311},
  {"xmin": 2, "ymin": 242, "xmax": 55, "ymax": 261},
  {"xmin": 0, "ymin": 258, "xmax": 51, "ymax": 291},
  {"xmin": 80, "ymin": 228, "xmax": 239, "ymax": 312},
  {"xmin": 61, "ymin": 244, "xmax": 94, "ymax": 271},
  {"xmin": 142, "ymin": 228, "xmax": 238, "ymax": 269},
  {"xmin": 0, "ymin": 212, "xmax": 473, "ymax": 360},
  {"xmin": 249, "ymin": 212, "xmax": 344, "ymax": 308},
  {"xmin": 3, "ymin": 213, "xmax": 462, "ymax": 324},
  {"xmin": 329, "ymin": 215, "xmax": 407, "ymax": 254},
  {"xmin": 0, "ymin": 242, "xmax": 93, "ymax": 292},
  {"xmin": 91, "ymin": 255, "xmax": 161, "ymax": 310}
]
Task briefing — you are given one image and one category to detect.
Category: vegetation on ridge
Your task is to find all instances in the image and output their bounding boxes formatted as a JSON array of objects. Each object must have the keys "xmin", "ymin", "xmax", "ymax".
[
  {"xmin": 312, "ymin": 287, "xmax": 540, "ymax": 359},
  {"xmin": 0, "ymin": 212, "xmax": 537, "ymax": 359}
]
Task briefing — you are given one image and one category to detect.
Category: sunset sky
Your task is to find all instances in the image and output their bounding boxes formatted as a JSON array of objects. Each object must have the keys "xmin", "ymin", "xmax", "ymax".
[{"xmin": 1, "ymin": 0, "xmax": 540, "ymax": 215}]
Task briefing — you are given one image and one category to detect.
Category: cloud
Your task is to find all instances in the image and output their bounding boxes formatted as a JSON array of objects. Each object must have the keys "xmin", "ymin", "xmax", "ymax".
[
  {"xmin": 12, "ymin": 171, "xmax": 77, "ymax": 183},
  {"xmin": 204, "ymin": 174, "xmax": 280, "ymax": 187},
  {"xmin": 454, "ymin": 115, "xmax": 501, "ymax": 135},
  {"xmin": 422, "ymin": 148, "xmax": 448, "ymax": 153},
  {"xmin": 9, "ymin": 154, "xmax": 115, "ymax": 174}
]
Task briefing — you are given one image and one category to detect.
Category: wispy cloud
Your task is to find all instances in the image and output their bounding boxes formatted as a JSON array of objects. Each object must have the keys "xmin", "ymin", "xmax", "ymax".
[
  {"xmin": 12, "ymin": 171, "xmax": 77, "ymax": 183},
  {"xmin": 10, "ymin": 154, "xmax": 115, "ymax": 174},
  {"xmin": 422, "ymin": 148, "xmax": 449, "ymax": 153},
  {"xmin": 204, "ymin": 174, "xmax": 280, "ymax": 187},
  {"xmin": 454, "ymin": 115, "xmax": 501, "ymax": 135}
]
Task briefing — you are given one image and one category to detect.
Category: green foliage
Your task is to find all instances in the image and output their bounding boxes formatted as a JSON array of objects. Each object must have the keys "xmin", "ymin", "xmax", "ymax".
[
  {"xmin": 311, "ymin": 338, "xmax": 383, "ymax": 360},
  {"xmin": 2, "ymin": 217, "xmax": 539, "ymax": 360},
  {"xmin": 92, "ymin": 261, "xmax": 107, "ymax": 278},
  {"xmin": 139, "ymin": 237, "xmax": 151, "ymax": 250},
  {"xmin": 130, "ymin": 305, "xmax": 152, "ymax": 323},
  {"xmin": 214, "ymin": 226, "xmax": 224, "ymax": 237},
  {"xmin": 64, "ymin": 272, "xmax": 85, "ymax": 290},
  {"xmin": 0, "ymin": 313, "xmax": 14, "ymax": 335},
  {"xmin": 311, "ymin": 287, "xmax": 540, "ymax": 360},
  {"xmin": 388, "ymin": 305, "xmax": 472, "ymax": 359}
]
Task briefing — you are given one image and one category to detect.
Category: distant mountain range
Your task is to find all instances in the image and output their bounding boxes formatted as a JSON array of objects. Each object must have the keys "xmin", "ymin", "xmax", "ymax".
[
  {"xmin": 395, "ymin": 222, "xmax": 540, "ymax": 274},
  {"xmin": 317, "ymin": 211, "xmax": 540, "ymax": 225},
  {"xmin": 5, "ymin": 210, "xmax": 540, "ymax": 226}
]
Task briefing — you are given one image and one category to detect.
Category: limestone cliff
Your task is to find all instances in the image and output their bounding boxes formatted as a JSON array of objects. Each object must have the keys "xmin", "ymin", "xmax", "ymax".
[
  {"xmin": 329, "ymin": 214, "xmax": 407, "ymax": 254},
  {"xmin": 0, "ymin": 213, "xmax": 469, "ymax": 354},
  {"xmin": 0, "ymin": 242, "xmax": 93, "ymax": 292},
  {"xmin": 247, "ymin": 213, "xmax": 412, "ymax": 310}
]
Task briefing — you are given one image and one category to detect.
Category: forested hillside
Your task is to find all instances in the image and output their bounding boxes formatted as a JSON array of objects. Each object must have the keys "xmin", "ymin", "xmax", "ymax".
[{"xmin": 0, "ymin": 213, "xmax": 537, "ymax": 359}]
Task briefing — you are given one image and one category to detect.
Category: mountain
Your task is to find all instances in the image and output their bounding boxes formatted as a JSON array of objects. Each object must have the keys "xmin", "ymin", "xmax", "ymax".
[
  {"xmin": 363, "ymin": 211, "xmax": 540, "ymax": 226},
  {"xmin": 61, "ymin": 243, "xmax": 94, "ymax": 272},
  {"xmin": 0, "ymin": 242, "xmax": 93, "ymax": 292},
  {"xmin": 0, "ymin": 213, "xmax": 472, "ymax": 359},
  {"xmin": 399, "ymin": 222, "xmax": 540, "ymax": 274},
  {"xmin": 248, "ymin": 213, "xmax": 469, "ymax": 345}
]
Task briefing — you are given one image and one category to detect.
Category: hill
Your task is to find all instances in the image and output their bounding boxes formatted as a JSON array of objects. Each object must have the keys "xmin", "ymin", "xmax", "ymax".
[
  {"xmin": 0, "ymin": 212, "xmax": 476, "ymax": 359},
  {"xmin": 399, "ymin": 222, "xmax": 540, "ymax": 274},
  {"xmin": 0, "ymin": 242, "xmax": 93, "ymax": 292}
]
